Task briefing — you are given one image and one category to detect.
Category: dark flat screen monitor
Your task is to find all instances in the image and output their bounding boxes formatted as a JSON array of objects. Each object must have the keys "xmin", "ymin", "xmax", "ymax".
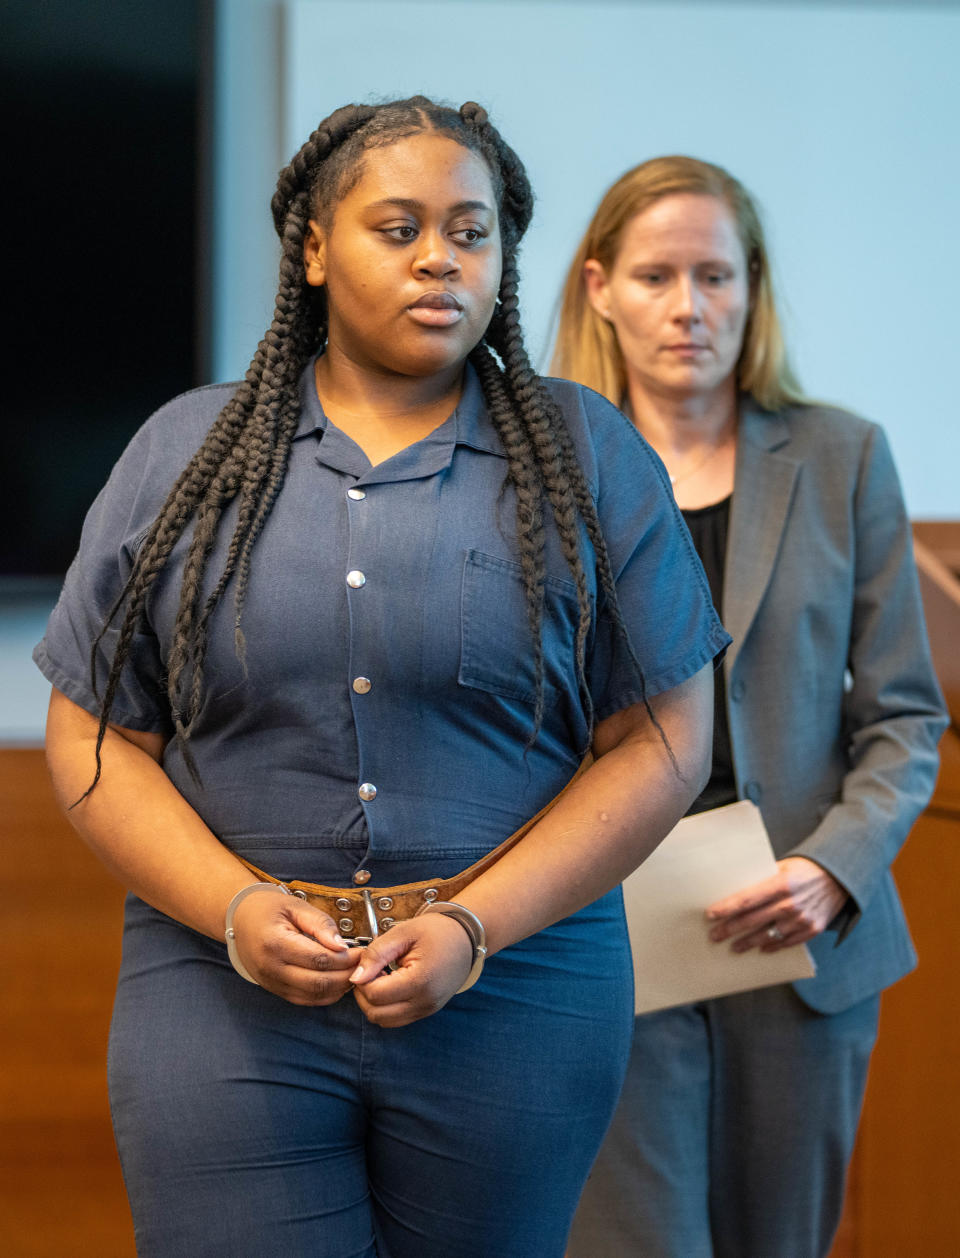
[{"xmin": 3, "ymin": 0, "xmax": 204, "ymax": 576}]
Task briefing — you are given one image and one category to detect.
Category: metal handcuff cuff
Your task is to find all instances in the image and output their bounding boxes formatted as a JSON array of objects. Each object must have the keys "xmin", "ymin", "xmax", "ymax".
[
  {"xmin": 223, "ymin": 757, "xmax": 593, "ymax": 994},
  {"xmin": 225, "ymin": 882, "xmax": 487, "ymax": 993}
]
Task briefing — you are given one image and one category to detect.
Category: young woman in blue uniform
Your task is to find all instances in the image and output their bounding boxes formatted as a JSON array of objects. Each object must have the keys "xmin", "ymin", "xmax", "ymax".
[
  {"xmin": 36, "ymin": 101, "xmax": 727, "ymax": 1256},
  {"xmin": 554, "ymin": 155, "xmax": 946, "ymax": 1258}
]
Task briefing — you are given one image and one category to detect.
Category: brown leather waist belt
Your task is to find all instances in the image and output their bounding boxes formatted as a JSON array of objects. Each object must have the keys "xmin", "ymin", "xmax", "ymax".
[{"xmin": 238, "ymin": 755, "xmax": 591, "ymax": 944}]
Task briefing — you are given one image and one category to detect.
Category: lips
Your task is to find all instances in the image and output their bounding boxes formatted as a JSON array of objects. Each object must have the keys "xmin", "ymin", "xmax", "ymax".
[
  {"xmin": 406, "ymin": 291, "xmax": 464, "ymax": 327},
  {"xmin": 408, "ymin": 292, "xmax": 463, "ymax": 311}
]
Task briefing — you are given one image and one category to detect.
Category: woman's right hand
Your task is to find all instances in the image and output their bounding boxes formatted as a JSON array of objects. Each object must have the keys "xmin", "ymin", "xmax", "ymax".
[{"xmin": 230, "ymin": 889, "xmax": 357, "ymax": 1005}]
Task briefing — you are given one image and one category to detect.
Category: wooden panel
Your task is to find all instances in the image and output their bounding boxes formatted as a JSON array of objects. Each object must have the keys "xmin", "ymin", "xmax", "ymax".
[
  {"xmin": 914, "ymin": 538, "xmax": 960, "ymax": 726},
  {"xmin": 829, "ymin": 729, "xmax": 960, "ymax": 1258},
  {"xmin": 0, "ymin": 749, "xmax": 135, "ymax": 1257},
  {"xmin": 830, "ymin": 528, "xmax": 960, "ymax": 1258},
  {"xmin": 856, "ymin": 808, "xmax": 960, "ymax": 1255},
  {"xmin": 913, "ymin": 520, "xmax": 960, "ymax": 579}
]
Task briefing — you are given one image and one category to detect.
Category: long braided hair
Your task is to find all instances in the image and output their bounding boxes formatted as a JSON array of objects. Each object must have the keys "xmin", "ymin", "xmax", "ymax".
[{"xmin": 81, "ymin": 97, "xmax": 662, "ymax": 799}]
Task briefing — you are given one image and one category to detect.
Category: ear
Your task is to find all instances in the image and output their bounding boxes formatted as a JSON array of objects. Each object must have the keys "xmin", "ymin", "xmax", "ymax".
[
  {"xmin": 583, "ymin": 259, "xmax": 612, "ymax": 321},
  {"xmin": 303, "ymin": 219, "xmax": 326, "ymax": 288}
]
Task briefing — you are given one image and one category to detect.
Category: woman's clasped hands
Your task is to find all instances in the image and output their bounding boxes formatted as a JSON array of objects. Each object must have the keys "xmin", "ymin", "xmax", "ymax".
[{"xmin": 230, "ymin": 889, "xmax": 473, "ymax": 1025}]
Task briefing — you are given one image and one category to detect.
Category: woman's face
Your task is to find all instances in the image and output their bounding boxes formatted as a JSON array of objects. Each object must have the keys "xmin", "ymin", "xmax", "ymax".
[
  {"xmin": 585, "ymin": 193, "xmax": 750, "ymax": 405},
  {"xmin": 304, "ymin": 132, "xmax": 502, "ymax": 381}
]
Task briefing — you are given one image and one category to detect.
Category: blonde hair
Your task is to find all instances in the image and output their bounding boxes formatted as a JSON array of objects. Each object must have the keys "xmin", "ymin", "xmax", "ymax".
[{"xmin": 550, "ymin": 156, "xmax": 806, "ymax": 412}]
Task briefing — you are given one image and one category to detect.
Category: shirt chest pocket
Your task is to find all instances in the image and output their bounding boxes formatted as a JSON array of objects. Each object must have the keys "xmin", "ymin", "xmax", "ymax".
[{"xmin": 458, "ymin": 549, "xmax": 586, "ymax": 704}]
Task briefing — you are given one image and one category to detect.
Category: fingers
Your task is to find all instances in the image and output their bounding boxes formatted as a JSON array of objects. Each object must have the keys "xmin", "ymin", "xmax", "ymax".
[
  {"xmin": 259, "ymin": 920, "xmax": 355, "ymax": 973},
  {"xmin": 730, "ymin": 918, "xmax": 814, "ymax": 953},
  {"xmin": 234, "ymin": 906, "xmax": 475, "ymax": 1023},
  {"xmin": 231, "ymin": 894, "xmax": 357, "ymax": 1004},
  {"xmin": 233, "ymin": 890, "xmax": 350, "ymax": 955},
  {"xmin": 262, "ymin": 962, "xmax": 358, "ymax": 1007},
  {"xmin": 283, "ymin": 899, "xmax": 353, "ymax": 953},
  {"xmin": 708, "ymin": 858, "xmax": 849, "ymax": 952},
  {"xmin": 351, "ymin": 969, "xmax": 431, "ymax": 1028},
  {"xmin": 257, "ymin": 948, "xmax": 357, "ymax": 1006},
  {"xmin": 706, "ymin": 871, "xmax": 814, "ymax": 952},
  {"xmin": 707, "ymin": 888, "xmax": 791, "ymax": 941},
  {"xmin": 706, "ymin": 876, "xmax": 782, "ymax": 924},
  {"xmin": 352, "ymin": 996, "xmax": 425, "ymax": 1029},
  {"xmin": 350, "ymin": 959, "xmax": 463, "ymax": 1028},
  {"xmin": 708, "ymin": 896, "xmax": 819, "ymax": 952},
  {"xmin": 349, "ymin": 929, "xmax": 413, "ymax": 985},
  {"xmin": 711, "ymin": 889, "xmax": 819, "ymax": 946},
  {"xmin": 350, "ymin": 916, "xmax": 473, "ymax": 1028}
]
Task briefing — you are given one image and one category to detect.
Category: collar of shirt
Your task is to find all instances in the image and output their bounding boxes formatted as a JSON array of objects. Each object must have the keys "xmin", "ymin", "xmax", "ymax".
[{"xmin": 292, "ymin": 357, "xmax": 507, "ymax": 485}]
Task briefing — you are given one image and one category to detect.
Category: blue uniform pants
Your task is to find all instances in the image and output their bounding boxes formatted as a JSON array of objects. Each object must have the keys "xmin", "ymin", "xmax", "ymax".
[{"xmin": 108, "ymin": 895, "xmax": 633, "ymax": 1257}]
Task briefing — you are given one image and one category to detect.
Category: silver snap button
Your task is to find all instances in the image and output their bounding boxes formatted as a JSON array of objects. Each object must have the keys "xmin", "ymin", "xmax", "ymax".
[
  {"xmin": 353, "ymin": 869, "xmax": 371, "ymax": 885},
  {"xmin": 380, "ymin": 917, "xmax": 396, "ymax": 930},
  {"xmin": 377, "ymin": 897, "xmax": 393, "ymax": 911},
  {"xmin": 335, "ymin": 897, "xmax": 351, "ymax": 912},
  {"xmin": 352, "ymin": 676, "xmax": 372, "ymax": 694},
  {"xmin": 346, "ymin": 570, "xmax": 366, "ymax": 588},
  {"xmin": 423, "ymin": 888, "xmax": 438, "ymax": 903},
  {"xmin": 347, "ymin": 488, "xmax": 366, "ymax": 501},
  {"xmin": 358, "ymin": 782, "xmax": 377, "ymax": 801},
  {"xmin": 338, "ymin": 919, "xmax": 354, "ymax": 934}
]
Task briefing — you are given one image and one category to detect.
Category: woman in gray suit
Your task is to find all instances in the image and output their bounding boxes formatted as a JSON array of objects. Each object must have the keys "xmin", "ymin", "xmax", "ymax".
[{"xmin": 553, "ymin": 157, "xmax": 947, "ymax": 1258}]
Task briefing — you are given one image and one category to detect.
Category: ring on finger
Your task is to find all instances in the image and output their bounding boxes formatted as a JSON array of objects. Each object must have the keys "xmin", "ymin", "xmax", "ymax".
[{"xmin": 766, "ymin": 924, "xmax": 784, "ymax": 942}]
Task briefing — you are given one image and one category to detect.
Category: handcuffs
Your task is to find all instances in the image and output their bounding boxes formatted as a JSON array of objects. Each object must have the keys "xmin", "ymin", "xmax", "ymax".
[{"xmin": 224, "ymin": 882, "xmax": 486, "ymax": 993}]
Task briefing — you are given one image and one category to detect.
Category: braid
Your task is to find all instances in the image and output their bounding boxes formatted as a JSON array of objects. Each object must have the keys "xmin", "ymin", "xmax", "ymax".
[
  {"xmin": 486, "ymin": 261, "xmax": 673, "ymax": 762},
  {"xmin": 77, "ymin": 106, "xmax": 375, "ymax": 802},
  {"xmin": 480, "ymin": 263, "xmax": 596, "ymax": 744},
  {"xmin": 79, "ymin": 96, "xmax": 669, "ymax": 801},
  {"xmin": 460, "ymin": 106, "xmax": 672, "ymax": 761},
  {"xmin": 491, "ymin": 271, "xmax": 673, "ymax": 762},
  {"xmin": 470, "ymin": 342, "xmax": 548, "ymax": 737}
]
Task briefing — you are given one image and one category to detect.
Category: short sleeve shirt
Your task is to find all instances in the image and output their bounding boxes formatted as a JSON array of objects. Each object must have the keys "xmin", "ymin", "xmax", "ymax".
[{"xmin": 35, "ymin": 361, "xmax": 729, "ymax": 886}]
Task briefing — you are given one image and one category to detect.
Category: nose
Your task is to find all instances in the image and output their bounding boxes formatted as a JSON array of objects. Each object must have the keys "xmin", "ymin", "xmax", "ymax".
[
  {"xmin": 413, "ymin": 229, "xmax": 460, "ymax": 279},
  {"xmin": 671, "ymin": 274, "xmax": 703, "ymax": 325}
]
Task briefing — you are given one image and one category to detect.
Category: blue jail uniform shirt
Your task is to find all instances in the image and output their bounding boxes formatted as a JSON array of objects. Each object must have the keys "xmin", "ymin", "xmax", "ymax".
[{"xmin": 34, "ymin": 360, "xmax": 729, "ymax": 890}]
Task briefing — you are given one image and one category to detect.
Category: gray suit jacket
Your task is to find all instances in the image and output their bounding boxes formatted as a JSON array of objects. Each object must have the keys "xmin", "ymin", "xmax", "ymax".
[{"xmin": 723, "ymin": 400, "xmax": 947, "ymax": 1014}]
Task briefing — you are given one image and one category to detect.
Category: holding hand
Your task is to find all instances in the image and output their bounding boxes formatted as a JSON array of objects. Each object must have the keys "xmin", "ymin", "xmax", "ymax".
[
  {"xmin": 350, "ymin": 913, "xmax": 475, "ymax": 1028},
  {"xmin": 706, "ymin": 856, "xmax": 849, "ymax": 953},
  {"xmin": 230, "ymin": 887, "xmax": 356, "ymax": 1005}
]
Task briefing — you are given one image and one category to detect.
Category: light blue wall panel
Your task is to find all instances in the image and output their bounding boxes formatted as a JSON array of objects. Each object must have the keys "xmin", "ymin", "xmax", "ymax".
[{"xmin": 213, "ymin": 0, "xmax": 960, "ymax": 516}]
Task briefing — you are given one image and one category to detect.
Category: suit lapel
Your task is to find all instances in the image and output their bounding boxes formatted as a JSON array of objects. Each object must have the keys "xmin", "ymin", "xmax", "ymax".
[{"xmin": 723, "ymin": 401, "xmax": 800, "ymax": 675}]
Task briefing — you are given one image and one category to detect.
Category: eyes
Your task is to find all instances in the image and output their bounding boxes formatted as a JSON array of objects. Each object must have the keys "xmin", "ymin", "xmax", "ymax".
[
  {"xmin": 634, "ymin": 266, "xmax": 735, "ymax": 288},
  {"xmin": 379, "ymin": 222, "xmax": 489, "ymax": 247}
]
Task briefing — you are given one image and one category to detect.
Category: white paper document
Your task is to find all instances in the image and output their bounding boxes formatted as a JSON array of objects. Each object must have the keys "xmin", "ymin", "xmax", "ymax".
[{"xmin": 622, "ymin": 799, "xmax": 816, "ymax": 1014}]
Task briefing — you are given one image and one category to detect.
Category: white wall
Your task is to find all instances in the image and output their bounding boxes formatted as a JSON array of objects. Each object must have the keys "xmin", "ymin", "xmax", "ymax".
[{"xmin": 214, "ymin": 0, "xmax": 960, "ymax": 517}]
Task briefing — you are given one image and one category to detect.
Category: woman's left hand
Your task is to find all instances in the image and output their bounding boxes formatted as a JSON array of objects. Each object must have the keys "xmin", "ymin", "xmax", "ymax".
[
  {"xmin": 349, "ymin": 913, "xmax": 475, "ymax": 1027},
  {"xmin": 706, "ymin": 856, "xmax": 849, "ymax": 952}
]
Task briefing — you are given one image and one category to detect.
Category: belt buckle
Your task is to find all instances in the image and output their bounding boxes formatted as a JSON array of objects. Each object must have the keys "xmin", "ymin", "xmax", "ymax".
[
  {"xmin": 343, "ymin": 889, "xmax": 379, "ymax": 950},
  {"xmin": 362, "ymin": 889, "xmax": 379, "ymax": 939},
  {"xmin": 347, "ymin": 890, "xmax": 396, "ymax": 972}
]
